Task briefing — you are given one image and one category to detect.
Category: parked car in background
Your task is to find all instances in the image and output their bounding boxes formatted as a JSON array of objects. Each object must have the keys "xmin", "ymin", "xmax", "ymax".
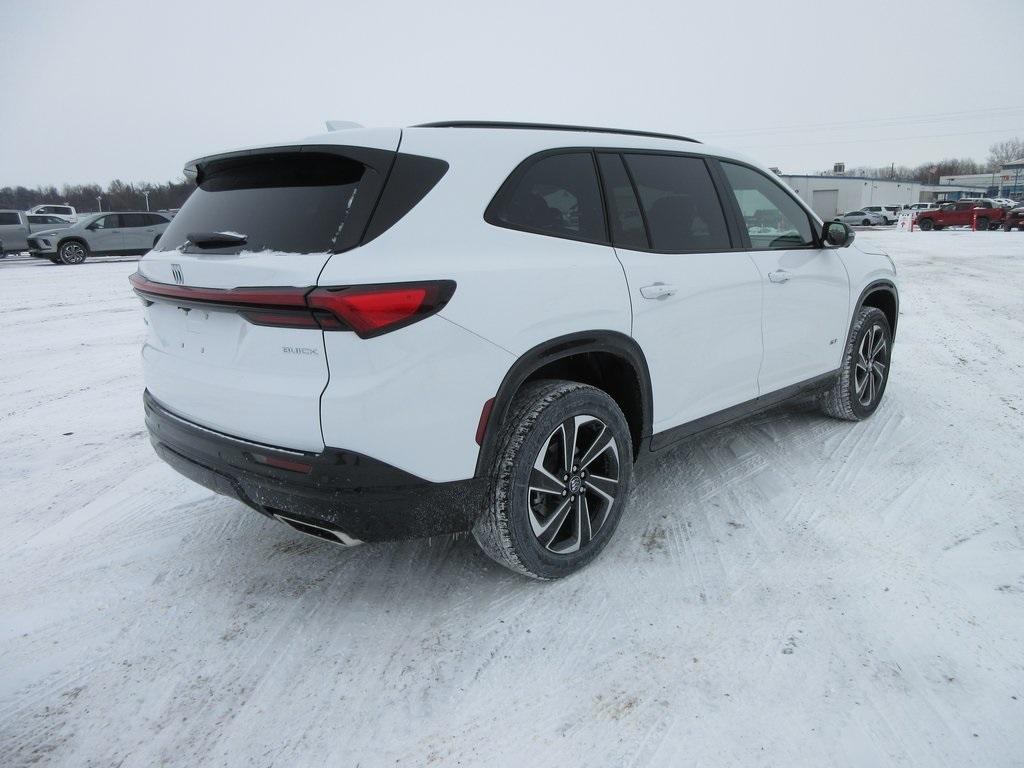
[
  {"xmin": 835, "ymin": 210, "xmax": 885, "ymax": 226},
  {"xmin": 26, "ymin": 203, "xmax": 77, "ymax": 222},
  {"xmin": 28, "ymin": 211, "xmax": 171, "ymax": 264},
  {"xmin": 131, "ymin": 121, "xmax": 899, "ymax": 578},
  {"xmin": 1002, "ymin": 205, "xmax": 1024, "ymax": 231},
  {"xmin": 991, "ymin": 197, "xmax": 1019, "ymax": 209},
  {"xmin": 0, "ymin": 209, "xmax": 73, "ymax": 255},
  {"xmin": 862, "ymin": 205, "xmax": 898, "ymax": 224},
  {"xmin": 915, "ymin": 200, "xmax": 1007, "ymax": 231},
  {"xmin": 904, "ymin": 202, "xmax": 938, "ymax": 211}
]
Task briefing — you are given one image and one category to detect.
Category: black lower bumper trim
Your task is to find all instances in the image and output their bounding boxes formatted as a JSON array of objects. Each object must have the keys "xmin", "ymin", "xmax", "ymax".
[{"xmin": 144, "ymin": 391, "xmax": 487, "ymax": 542}]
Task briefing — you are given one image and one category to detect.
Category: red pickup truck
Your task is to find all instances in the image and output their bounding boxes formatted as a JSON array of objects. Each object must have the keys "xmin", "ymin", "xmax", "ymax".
[{"xmin": 916, "ymin": 199, "xmax": 1006, "ymax": 231}]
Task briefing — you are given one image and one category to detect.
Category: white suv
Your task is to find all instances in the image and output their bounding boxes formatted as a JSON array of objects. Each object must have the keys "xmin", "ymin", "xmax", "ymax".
[{"xmin": 133, "ymin": 121, "xmax": 899, "ymax": 579}]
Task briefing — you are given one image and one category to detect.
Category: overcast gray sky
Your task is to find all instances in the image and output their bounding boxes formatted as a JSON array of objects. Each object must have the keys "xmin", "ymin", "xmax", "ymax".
[{"xmin": 1, "ymin": 0, "xmax": 1022, "ymax": 187}]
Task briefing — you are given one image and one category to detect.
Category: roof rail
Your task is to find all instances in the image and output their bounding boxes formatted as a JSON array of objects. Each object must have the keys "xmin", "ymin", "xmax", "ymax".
[{"xmin": 413, "ymin": 121, "xmax": 700, "ymax": 144}]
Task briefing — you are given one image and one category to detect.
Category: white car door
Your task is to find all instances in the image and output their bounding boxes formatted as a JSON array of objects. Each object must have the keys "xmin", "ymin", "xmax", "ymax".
[
  {"xmin": 717, "ymin": 161, "xmax": 849, "ymax": 394},
  {"xmin": 600, "ymin": 152, "xmax": 763, "ymax": 438}
]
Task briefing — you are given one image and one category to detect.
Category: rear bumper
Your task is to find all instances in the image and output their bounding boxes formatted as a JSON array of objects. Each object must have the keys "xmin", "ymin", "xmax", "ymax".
[{"xmin": 144, "ymin": 391, "xmax": 487, "ymax": 542}]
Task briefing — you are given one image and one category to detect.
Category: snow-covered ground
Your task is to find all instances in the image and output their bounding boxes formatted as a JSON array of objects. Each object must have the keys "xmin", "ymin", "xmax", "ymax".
[{"xmin": 1, "ymin": 231, "xmax": 1022, "ymax": 767}]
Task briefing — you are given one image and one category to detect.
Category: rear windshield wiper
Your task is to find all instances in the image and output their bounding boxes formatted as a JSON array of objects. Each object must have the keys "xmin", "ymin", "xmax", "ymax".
[{"xmin": 186, "ymin": 231, "xmax": 248, "ymax": 248}]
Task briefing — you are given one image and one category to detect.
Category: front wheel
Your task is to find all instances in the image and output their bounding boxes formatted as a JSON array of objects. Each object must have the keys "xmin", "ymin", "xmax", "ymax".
[
  {"xmin": 473, "ymin": 380, "xmax": 633, "ymax": 579},
  {"xmin": 975, "ymin": 217, "xmax": 989, "ymax": 231},
  {"xmin": 821, "ymin": 307, "xmax": 892, "ymax": 421},
  {"xmin": 918, "ymin": 218, "xmax": 934, "ymax": 231},
  {"xmin": 58, "ymin": 241, "xmax": 88, "ymax": 264},
  {"xmin": 862, "ymin": 219, "xmax": 871, "ymax": 226}
]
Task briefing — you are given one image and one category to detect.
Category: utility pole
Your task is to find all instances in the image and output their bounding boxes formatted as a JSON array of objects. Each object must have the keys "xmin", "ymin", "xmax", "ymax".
[
  {"xmin": 96, "ymin": 196, "xmax": 102, "ymax": 213},
  {"xmin": 142, "ymin": 190, "xmax": 150, "ymax": 211}
]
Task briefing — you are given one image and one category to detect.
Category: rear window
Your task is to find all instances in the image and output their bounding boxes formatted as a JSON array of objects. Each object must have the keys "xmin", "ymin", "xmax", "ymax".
[{"xmin": 157, "ymin": 152, "xmax": 366, "ymax": 253}]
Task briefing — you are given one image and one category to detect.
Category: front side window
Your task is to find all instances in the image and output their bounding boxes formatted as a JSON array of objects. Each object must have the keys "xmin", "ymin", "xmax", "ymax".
[
  {"xmin": 623, "ymin": 154, "xmax": 730, "ymax": 252},
  {"xmin": 721, "ymin": 162, "xmax": 815, "ymax": 249},
  {"xmin": 92, "ymin": 215, "xmax": 122, "ymax": 229},
  {"xmin": 490, "ymin": 152, "xmax": 605, "ymax": 241}
]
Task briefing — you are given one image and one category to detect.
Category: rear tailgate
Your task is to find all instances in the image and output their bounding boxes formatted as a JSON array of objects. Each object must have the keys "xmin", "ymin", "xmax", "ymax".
[{"xmin": 136, "ymin": 134, "xmax": 398, "ymax": 451}]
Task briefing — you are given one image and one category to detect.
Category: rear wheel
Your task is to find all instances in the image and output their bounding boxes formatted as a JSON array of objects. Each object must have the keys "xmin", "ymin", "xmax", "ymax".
[
  {"xmin": 821, "ymin": 307, "xmax": 892, "ymax": 421},
  {"xmin": 918, "ymin": 218, "xmax": 934, "ymax": 231},
  {"xmin": 862, "ymin": 218, "xmax": 871, "ymax": 226},
  {"xmin": 58, "ymin": 240, "xmax": 88, "ymax": 265},
  {"xmin": 473, "ymin": 380, "xmax": 633, "ymax": 579},
  {"xmin": 976, "ymin": 217, "xmax": 989, "ymax": 231}
]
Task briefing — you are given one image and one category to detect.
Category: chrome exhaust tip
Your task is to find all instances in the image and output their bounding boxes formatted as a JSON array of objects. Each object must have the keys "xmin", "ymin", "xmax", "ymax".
[{"xmin": 272, "ymin": 513, "xmax": 363, "ymax": 547}]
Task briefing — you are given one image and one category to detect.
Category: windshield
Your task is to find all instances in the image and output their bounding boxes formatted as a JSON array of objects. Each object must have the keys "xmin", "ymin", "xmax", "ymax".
[{"xmin": 156, "ymin": 152, "xmax": 366, "ymax": 254}]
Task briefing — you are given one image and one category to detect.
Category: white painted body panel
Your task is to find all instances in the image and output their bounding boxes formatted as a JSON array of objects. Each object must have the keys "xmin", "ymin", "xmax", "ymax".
[
  {"xmin": 749, "ymin": 247, "xmax": 850, "ymax": 393},
  {"xmin": 615, "ymin": 246, "xmax": 763, "ymax": 431}
]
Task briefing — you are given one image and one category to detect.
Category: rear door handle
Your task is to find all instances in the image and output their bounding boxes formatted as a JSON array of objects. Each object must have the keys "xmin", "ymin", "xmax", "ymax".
[
  {"xmin": 639, "ymin": 283, "xmax": 677, "ymax": 299},
  {"xmin": 768, "ymin": 270, "xmax": 790, "ymax": 284}
]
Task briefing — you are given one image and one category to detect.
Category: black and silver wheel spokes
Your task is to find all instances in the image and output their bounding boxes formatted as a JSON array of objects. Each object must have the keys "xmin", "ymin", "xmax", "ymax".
[
  {"xmin": 527, "ymin": 414, "xmax": 619, "ymax": 554},
  {"xmin": 854, "ymin": 324, "xmax": 888, "ymax": 407}
]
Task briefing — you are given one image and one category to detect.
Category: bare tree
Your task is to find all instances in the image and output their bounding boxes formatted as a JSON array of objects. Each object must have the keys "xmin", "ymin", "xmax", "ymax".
[{"xmin": 987, "ymin": 138, "xmax": 1024, "ymax": 170}]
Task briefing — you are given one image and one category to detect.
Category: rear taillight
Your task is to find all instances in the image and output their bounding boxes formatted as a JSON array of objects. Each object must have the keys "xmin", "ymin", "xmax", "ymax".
[
  {"xmin": 130, "ymin": 274, "xmax": 454, "ymax": 338},
  {"xmin": 307, "ymin": 282, "xmax": 455, "ymax": 338}
]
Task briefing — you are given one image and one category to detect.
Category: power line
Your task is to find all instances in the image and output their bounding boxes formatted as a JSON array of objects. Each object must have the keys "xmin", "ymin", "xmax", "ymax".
[
  {"xmin": 730, "ymin": 127, "xmax": 1022, "ymax": 150},
  {"xmin": 697, "ymin": 106, "xmax": 1024, "ymax": 138}
]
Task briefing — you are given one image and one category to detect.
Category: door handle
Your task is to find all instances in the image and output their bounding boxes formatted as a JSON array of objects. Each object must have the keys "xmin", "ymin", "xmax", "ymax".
[
  {"xmin": 639, "ymin": 283, "xmax": 677, "ymax": 299},
  {"xmin": 768, "ymin": 270, "xmax": 790, "ymax": 284}
]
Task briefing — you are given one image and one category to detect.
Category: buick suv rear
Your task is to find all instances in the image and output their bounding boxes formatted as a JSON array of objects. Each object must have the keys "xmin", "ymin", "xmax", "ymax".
[{"xmin": 135, "ymin": 122, "xmax": 898, "ymax": 578}]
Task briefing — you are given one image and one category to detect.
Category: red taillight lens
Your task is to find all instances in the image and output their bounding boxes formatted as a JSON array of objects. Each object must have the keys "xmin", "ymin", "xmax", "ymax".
[
  {"xmin": 129, "ymin": 274, "xmax": 454, "ymax": 338},
  {"xmin": 308, "ymin": 281, "xmax": 455, "ymax": 338}
]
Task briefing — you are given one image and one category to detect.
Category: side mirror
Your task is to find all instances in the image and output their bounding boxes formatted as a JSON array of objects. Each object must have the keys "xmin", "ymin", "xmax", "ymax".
[{"xmin": 823, "ymin": 220, "xmax": 854, "ymax": 247}]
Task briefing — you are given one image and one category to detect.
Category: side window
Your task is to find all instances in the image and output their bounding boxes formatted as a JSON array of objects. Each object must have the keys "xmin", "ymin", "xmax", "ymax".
[
  {"xmin": 0, "ymin": 212, "xmax": 20, "ymax": 225},
  {"xmin": 720, "ymin": 162, "xmax": 815, "ymax": 249},
  {"xmin": 622, "ymin": 154, "xmax": 731, "ymax": 252},
  {"xmin": 93, "ymin": 215, "xmax": 121, "ymax": 229},
  {"xmin": 148, "ymin": 213, "xmax": 170, "ymax": 225},
  {"xmin": 490, "ymin": 152, "xmax": 605, "ymax": 241},
  {"xmin": 121, "ymin": 213, "xmax": 148, "ymax": 227},
  {"xmin": 596, "ymin": 153, "xmax": 648, "ymax": 250}
]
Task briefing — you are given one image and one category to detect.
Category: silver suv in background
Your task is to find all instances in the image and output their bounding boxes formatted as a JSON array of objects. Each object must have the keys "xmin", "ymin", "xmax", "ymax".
[
  {"xmin": 26, "ymin": 203, "xmax": 77, "ymax": 222},
  {"xmin": 29, "ymin": 212, "xmax": 171, "ymax": 264}
]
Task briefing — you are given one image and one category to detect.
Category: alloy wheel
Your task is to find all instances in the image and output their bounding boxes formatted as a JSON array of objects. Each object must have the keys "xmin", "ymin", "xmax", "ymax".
[
  {"xmin": 61, "ymin": 243, "xmax": 86, "ymax": 264},
  {"xmin": 527, "ymin": 414, "xmax": 619, "ymax": 555},
  {"xmin": 854, "ymin": 324, "xmax": 888, "ymax": 407}
]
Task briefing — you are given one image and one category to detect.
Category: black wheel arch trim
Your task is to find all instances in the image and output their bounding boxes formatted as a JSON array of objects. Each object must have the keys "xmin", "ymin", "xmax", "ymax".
[
  {"xmin": 474, "ymin": 330, "xmax": 654, "ymax": 476},
  {"xmin": 56, "ymin": 236, "xmax": 89, "ymax": 252},
  {"xmin": 854, "ymin": 279, "xmax": 899, "ymax": 340}
]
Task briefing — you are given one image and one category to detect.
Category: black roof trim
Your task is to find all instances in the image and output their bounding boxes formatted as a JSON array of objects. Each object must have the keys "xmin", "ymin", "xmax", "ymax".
[{"xmin": 413, "ymin": 121, "xmax": 700, "ymax": 144}]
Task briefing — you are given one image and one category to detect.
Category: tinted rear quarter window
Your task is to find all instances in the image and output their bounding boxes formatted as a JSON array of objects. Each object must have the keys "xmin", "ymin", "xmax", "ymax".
[
  {"xmin": 157, "ymin": 153, "xmax": 366, "ymax": 253},
  {"xmin": 0, "ymin": 212, "xmax": 20, "ymax": 225},
  {"xmin": 489, "ymin": 152, "xmax": 605, "ymax": 242},
  {"xmin": 623, "ymin": 154, "xmax": 731, "ymax": 252}
]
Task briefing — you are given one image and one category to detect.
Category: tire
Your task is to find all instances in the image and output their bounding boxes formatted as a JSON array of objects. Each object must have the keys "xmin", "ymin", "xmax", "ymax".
[
  {"xmin": 58, "ymin": 240, "xmax": 88, "ymax": 265},
  {"xmin": 862, "ymin": 219, "xmax": 871, "ymax": 226},
  {"xmin": 473, "ymin": 380, "xmax": 634, "ymax": 580},
  {"xmin": 820, "ymin": 307, "xmax": 892, "ymax": 421},
  {"xmin": 976, "ymin": 217, "xmax": 989, "ymax": 231},
  {"xmin": 918, "ymin": 218, "xmax": 934, "ymax": 231}
]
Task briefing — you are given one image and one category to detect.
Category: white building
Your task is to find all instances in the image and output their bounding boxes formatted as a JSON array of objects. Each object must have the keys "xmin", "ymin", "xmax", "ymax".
[{"xmin": 780, "ymin": 174, "xmax": 987, "ymax": 220}]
